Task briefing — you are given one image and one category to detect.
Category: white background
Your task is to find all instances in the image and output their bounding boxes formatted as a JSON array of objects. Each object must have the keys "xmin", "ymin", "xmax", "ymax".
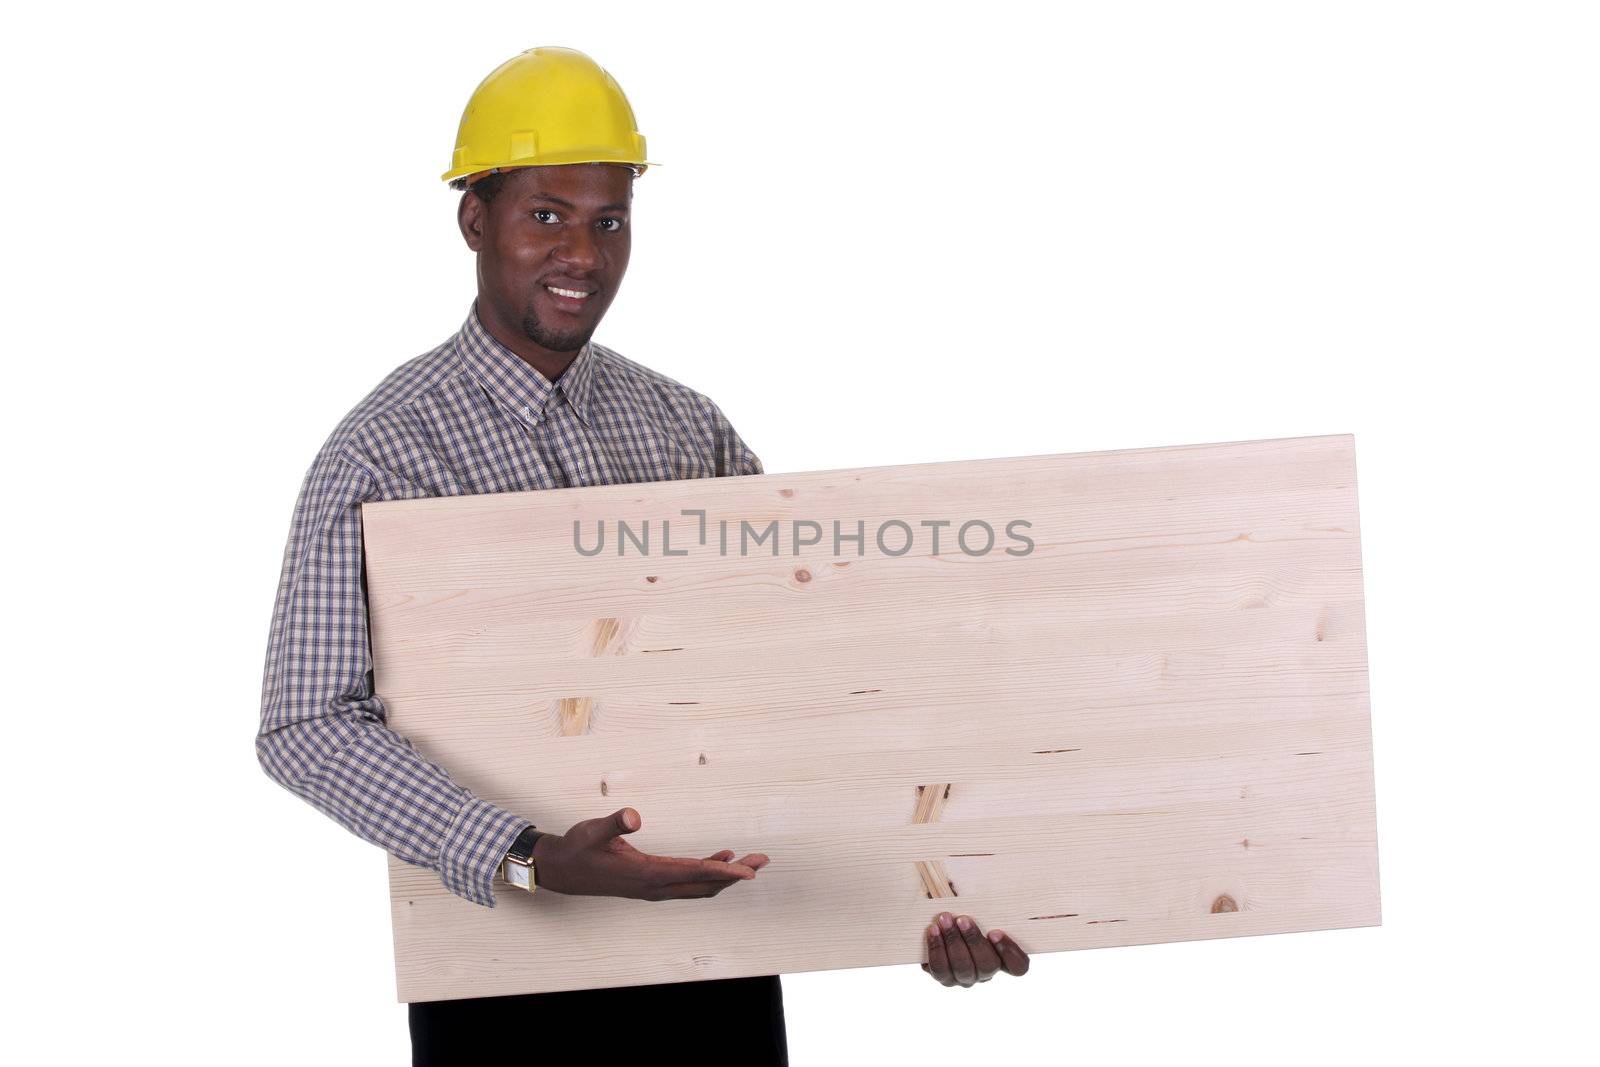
[{"xmin": 5, "ymin": 2, "xmax": 1597, "ymax": 1063}]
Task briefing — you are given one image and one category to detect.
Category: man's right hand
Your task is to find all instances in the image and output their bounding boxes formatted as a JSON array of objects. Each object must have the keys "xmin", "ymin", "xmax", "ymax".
[{"xmin": 530, "ymin": 806, "xmax": 770, "ymax": 900}]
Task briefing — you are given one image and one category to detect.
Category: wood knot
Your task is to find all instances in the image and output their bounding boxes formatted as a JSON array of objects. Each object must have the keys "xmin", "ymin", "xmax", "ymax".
[
  {"xmin": 794, "ymin": 567, "xmax": 812, "ymax": 583},
  {"xmin": 1211, "ymin": 894, "xmax": 1239, "ymax": 913},
  {"xmin": 645, "ymin": 575, "xmax": 659, "ymax": 583},
  {"xmin": 697, "ymin": 753, "xmax": 707, "ymax": 765},
  {"xmin": 778, "ymin": 487, "xmax": 795, "ymax": 498},
  {"xmin": 557, "ymin": 696, "xmax": 595, "ymax": 736}
]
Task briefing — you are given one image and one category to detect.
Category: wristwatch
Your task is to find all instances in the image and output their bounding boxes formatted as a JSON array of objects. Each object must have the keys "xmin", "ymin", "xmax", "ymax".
[{"xmin": 499, "ymin": 825, "xmax": 545, "ymax": 893}]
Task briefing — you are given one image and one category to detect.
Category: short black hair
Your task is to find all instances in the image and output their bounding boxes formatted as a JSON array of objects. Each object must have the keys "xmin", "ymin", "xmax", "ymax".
[{"xmin": 450, "ymin": 170, "xmax": 513, "ymax": 204}]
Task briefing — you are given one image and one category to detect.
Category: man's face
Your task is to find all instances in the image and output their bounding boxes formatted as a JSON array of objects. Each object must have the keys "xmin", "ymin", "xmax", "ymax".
[{"xmin": 459, "ymin": 162, "xmax": 633, "ymax": 355}]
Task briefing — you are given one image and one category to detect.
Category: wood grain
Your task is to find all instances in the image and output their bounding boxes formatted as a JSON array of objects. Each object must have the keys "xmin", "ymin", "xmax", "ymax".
[{"xmin": 361, "ymin": 434, "xmax": 1381, "ymax": 1002}]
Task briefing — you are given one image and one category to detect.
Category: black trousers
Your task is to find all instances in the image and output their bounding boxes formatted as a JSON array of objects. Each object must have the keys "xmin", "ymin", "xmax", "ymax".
[{"xmin": 409, "ymin": 974, "xmax": 787, "ymax": 1064}]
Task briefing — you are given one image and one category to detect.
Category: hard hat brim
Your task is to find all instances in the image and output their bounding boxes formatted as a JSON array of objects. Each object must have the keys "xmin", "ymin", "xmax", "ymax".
[{"xmin": 441, "ymin": 159, "xmax": 660, "ymax": 184}]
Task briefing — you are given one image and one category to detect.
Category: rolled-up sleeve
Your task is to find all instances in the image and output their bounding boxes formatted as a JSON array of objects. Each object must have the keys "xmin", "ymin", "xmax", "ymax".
[{"xmin": 256, "ymin": 446, "xmax": 530, "ymax": 907}]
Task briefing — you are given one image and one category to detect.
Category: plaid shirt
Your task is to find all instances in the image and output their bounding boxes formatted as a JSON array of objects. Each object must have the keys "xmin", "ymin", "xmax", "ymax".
[{"xmin": 257, "ymin": 301, "xmax": 763, "ymax": 907}]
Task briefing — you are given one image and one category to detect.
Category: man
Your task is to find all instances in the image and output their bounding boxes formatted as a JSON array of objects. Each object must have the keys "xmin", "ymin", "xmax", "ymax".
[{"xmin": 257, "ymin": 45, "xmax": 1029, "ymax": 1066}]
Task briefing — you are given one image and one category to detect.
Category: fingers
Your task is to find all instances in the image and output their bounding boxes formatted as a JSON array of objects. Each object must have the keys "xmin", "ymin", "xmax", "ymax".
[
  {"xmin": 638, "ymin": 851, "xmax": 771, "ymax": 898},
  {"xmin": 652, "ymin": 877, "xmax": 746, "ymax": 899},
  {"xmin": 937, "ymin": 912, "xmax": 978, "ymax": 987},
  {"xmin": 925, "ymin": 923, "xmax": 955, "ymax": 986},
  {"xmin": 697, "ymin": 851, "xmax": 770, "ymax": 876},
  {"xmin": 655, "ymin": 855, "xmax": 759, "ymax": 882},
  {"xmin": 987, "ymin": 930, "xmax": 1031, "ymax": 977},
  {"xmin": 923, "ymin": 915, "xmax": 1029, "ymax": 986},
  {"xmin": 955, "ymin": 915, "xmax": 1004, "ymax": 981},
  {"xmin": 703, "ymin": 851, "xmax": 770, "ymax": 870},
  {"xmin": 648, "ymin": 854, "xmax": 771, "ymax": 900}
]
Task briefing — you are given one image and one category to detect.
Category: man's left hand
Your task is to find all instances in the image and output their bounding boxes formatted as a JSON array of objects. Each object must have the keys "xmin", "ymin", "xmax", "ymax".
[{"xmin": 921, "ymin": 911, "xmax": 1030, "ymax": 987}]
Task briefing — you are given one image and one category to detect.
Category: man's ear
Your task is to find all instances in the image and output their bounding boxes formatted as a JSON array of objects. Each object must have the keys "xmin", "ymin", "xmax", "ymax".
[{"xmin": 457, "ymin": 191, "xmax": 487, "ymax": 252}]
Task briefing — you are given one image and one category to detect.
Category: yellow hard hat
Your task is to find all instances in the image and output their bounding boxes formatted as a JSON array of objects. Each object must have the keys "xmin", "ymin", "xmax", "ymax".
[{"xmin": 441, "ymin": 46, "xmax": 656, "ymax": 185}]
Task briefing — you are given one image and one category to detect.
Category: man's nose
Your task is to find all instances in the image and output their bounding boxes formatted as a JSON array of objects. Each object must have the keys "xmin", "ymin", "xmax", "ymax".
[{"xmin": 553, "ymin": 224, "xmax": 600, "ymax": 272}]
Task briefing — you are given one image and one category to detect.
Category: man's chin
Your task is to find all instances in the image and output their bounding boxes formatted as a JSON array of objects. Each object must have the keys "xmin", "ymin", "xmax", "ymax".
[{"xmin": 519, "ymin": 314, "xmax": 593, "ymax": 354}]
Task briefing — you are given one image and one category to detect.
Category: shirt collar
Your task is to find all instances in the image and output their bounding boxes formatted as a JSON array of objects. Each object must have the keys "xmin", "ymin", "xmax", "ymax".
[{"xmin": 455, "ymin": 300, "xmax": 599, "ymax": 428}]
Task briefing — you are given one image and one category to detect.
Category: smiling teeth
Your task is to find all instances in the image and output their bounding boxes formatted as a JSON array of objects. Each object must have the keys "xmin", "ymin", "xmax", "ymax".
[{"xmin": 547, "ymin": 286, "xmax": 591, "ymax": 299}]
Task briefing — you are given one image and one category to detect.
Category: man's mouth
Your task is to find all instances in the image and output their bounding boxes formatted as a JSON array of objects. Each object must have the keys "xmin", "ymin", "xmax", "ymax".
[{"xmin": 545, "ymin": 285, "xmax": 593, "ymax": 300}]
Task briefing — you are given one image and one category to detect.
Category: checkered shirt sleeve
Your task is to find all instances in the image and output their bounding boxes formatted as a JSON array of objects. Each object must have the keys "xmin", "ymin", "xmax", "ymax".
[{"xmin": 256, "ymin": 447, "xmax": 532, "ymax": 907}]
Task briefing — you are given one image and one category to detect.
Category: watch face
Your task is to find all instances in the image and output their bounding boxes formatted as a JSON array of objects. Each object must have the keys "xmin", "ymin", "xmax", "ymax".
[{"xmin": 507, "ymin": 863, "xmax": 531, "ymax": 890}]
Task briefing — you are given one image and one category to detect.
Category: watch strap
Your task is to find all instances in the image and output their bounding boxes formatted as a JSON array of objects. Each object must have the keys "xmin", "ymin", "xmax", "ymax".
[{"xmin": 504, "ymin": 824, "xmax": 542, "ymax": 864}]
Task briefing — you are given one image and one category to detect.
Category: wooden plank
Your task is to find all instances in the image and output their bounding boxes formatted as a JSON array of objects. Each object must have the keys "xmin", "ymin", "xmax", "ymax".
[{"xmin": 362, "ymin": 434, "xmax": 1380, "ymax": 1002}]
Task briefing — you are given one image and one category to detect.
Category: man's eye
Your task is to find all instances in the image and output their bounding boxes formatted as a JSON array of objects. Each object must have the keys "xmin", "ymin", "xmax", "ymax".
[
  {"xmin": 532, "ymin": 209, "xmax": 559, "ymax": 223},
  {"xmin": 599, "ymin": 218, "xmax": 625, "ymax": 232}
]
